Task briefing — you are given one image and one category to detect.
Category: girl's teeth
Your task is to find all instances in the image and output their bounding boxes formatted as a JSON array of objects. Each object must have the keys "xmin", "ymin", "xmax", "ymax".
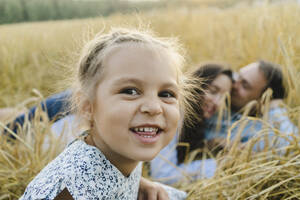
[
  {"xmin": 142, "ymin": 135, "xmax": 154, "ymax": 138},
  {"xmin": 133, "ymin": 127, "xmax": 158, "ymax": 132}
]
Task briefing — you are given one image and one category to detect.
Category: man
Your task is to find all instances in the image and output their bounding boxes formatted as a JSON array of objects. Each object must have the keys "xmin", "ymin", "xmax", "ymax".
[
  {"xmin": 205, "ymin": 60, "xmax": 297, "ymax": 149},
  {"xmin": 232, "ymin": 61, "xmax": 284, "ymax": 112}
]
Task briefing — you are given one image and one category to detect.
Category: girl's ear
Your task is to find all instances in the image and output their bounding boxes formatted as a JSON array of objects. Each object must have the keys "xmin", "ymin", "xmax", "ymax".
[
  {"xmin": 75, "ymin": 89, "xmax": 93, "ymax": 121},
  {"xmin": 81, "ymin": 99, "xmax": 92, "ymax": 122}
]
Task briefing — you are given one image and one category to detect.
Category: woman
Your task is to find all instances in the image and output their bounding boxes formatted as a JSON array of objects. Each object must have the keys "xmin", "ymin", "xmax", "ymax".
[
  {"xmin": 179, "ymin": 63, "xmax": 233, "ymax": 162},
  {"xmin": 150, "ymin": 63, "xmax": 233, "ymax": 184}
]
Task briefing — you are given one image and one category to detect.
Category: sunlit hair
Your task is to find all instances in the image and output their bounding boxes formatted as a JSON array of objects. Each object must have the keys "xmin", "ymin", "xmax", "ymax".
[{"xmin": 70, "ymin": 27, "xmax": 202, "ymax": 129}]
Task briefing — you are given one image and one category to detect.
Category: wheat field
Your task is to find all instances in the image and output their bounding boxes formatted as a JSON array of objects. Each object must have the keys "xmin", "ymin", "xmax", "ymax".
[{"xmin": 0, "ymin": 1, "xmax": 300, "ymax": 199}]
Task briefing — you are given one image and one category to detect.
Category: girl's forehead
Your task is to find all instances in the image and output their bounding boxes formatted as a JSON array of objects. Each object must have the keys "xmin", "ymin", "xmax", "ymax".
[
  {"xmin": 98, "ymin": 44, "xmax": 180, "ymax": 86},
  {"xmin": 102, "ymin": 43, "xmax": 179, "ymax": 75},
  {"xmin": 103, "ymin": 42, "xmax": 171, "ymax": 61}
]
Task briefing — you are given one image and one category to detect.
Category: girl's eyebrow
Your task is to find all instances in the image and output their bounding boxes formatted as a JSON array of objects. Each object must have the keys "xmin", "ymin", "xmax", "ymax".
[
  {"xmin": 113, "ymin": 77, "xmax": 179, "ymax": 90},
  {"xmin": 113, "ymin": 77, "xmax": 144, "ymax": 86},
  {"xmin": 162, "ymin": 82, "xmax": 180, "ymax": 94}
]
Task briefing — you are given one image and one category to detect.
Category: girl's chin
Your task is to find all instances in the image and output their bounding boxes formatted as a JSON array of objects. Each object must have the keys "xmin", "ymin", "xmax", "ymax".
[
  {"xmin": 135, "ymin": 154, "xmax": 157, "ymax": 162},
  {"xmin": 135, "ymin": 148, "xmax": 161, "ymax": 161}
]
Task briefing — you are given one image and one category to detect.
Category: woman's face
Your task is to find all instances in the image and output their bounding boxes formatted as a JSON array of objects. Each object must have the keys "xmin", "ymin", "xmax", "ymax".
[{"xmin": 203, "ymin": 74, "xmax": 232, "ymax": 119}]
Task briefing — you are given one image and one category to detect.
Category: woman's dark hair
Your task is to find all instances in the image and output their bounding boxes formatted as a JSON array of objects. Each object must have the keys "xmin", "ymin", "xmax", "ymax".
[
  {"xmin": 176, "ymin": 63, "xmax": 233, "ymax": 164},
  {"xmin": 258, "ymin": 60, "xmax": 286, "ymax": 99}
]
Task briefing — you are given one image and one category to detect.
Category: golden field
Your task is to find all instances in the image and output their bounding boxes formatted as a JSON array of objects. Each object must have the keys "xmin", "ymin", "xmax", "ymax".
[
  {"xmin": 1, "ymin": 1, "xmax": 300, "ymax": 199},
  {"xmin": 1, "ymin": 1, "xmax": 300, "ymax": 107}
]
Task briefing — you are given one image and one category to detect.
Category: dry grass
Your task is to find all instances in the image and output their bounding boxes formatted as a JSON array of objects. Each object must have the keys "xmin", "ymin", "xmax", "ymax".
[
  {"xmin": 184, "ymin": 116, "xmax": 300, "ymax": 199},
  {"xmin": 1, "ymin": 1, "xmax": 300, "ymax": 106},
  {"xmin": 1, "ymin": 1, "xmax": 300, "ymax": 199},
  {"xmin": 0, "ymin": 107, "xmax": 67, "ymax": 199}
]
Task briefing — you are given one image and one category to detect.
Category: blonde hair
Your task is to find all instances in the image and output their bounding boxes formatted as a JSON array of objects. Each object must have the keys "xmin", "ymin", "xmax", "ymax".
[{"xmin": 71, "ymin": 27, "xmax": 201, "ymax": 129}]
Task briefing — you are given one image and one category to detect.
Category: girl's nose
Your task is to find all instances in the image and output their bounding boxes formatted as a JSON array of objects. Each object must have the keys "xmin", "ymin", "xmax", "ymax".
[{"xmin": 140, "ymin": 98, "xmax": 163, "ymax": 116}]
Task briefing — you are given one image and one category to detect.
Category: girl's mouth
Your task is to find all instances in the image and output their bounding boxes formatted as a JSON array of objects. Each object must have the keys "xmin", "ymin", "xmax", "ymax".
[{"xmin": 130, "ymin": 126, "xmax": 163, "ymax": 144}]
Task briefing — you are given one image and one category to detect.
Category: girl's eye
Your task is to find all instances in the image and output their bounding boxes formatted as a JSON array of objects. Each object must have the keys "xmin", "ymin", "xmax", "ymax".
[
  {"xmin": 120, "ymin": 88, "xmax": 139, "ymax": 96},
  {"xmin": 159, "ymin": 90, "xmax": 176, "ymax": 98}
]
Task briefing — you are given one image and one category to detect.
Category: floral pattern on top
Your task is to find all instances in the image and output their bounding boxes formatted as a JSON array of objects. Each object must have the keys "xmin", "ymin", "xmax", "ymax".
[{"xmin": 20, "ymin": 139, "xmax": 142, "ymax": 200}]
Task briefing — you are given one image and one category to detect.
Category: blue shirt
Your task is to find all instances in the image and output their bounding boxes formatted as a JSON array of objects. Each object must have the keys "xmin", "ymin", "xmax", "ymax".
[
  {"xmin": 205, "ymin": 106, "xmax": 298, "ymax": 150},
  {"xmin": 150, "ymin": 106, "xmax": 297, "ymax": 184},
  {"xmin": 150, "ymin": 134, "xmax": 216, "ymax": 185}
]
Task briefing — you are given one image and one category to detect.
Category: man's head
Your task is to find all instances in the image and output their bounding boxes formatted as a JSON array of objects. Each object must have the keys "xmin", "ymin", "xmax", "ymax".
[{"xmin": 231, "ymin": 60, "xmax": 285, "ymax": 111}]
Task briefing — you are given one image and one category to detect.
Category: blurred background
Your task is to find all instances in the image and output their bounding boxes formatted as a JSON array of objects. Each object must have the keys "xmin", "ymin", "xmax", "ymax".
[
  {"xmin": 1, "ymin": 1, "xmax": 300, "ymax": 199},
  {"xmin": 1, "ymin": 0, "xmax": 300, "ymax": 108},
  {"xmin": 0, "ymin": 0, "xmax": 283, "ymax": 25}
]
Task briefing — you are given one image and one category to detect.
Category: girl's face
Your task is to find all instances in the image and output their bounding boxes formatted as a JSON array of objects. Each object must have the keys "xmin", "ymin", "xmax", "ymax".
[
  {"xmin": 89, "ymin": 44, "xmax": 180, "ymax": 175},
  {"xmin": 203, "ymin": 74, "xmax": 232, "ymax": 119}
]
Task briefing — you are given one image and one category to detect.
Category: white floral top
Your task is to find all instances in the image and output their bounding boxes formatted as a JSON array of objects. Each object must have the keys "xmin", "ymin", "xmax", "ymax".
[{"xmin": 20, "ymin": 139, "xmax": 186, "ymax": 200}]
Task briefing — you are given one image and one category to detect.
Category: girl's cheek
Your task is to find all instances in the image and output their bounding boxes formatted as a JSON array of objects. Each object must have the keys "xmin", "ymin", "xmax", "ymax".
[{"xmin": 168, "ymin": 105, "xmax": 180, "ymax": 125}]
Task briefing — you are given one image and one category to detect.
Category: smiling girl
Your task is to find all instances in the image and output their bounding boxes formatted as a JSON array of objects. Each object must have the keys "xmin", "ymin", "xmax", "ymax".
[{"xmin": 19, "ymin": 28, "xmax": 197, "ymax": 199}]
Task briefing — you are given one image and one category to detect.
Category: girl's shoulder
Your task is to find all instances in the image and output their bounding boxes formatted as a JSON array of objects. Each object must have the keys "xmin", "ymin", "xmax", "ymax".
[
  {"xmin": 20, "ymin": 140, "xmax": 107, "ymax": 199},
  {"xmin": 20, "ymin": 139, "xmax": 142, "ymax": 199}
]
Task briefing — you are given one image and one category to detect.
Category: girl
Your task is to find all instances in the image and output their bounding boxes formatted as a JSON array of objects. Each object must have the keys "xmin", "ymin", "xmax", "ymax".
[
  {"xmin": 20, "ymin": 28, "xmax": 193, "ymax": 199},
  {"xmin": 150, "ymin": 63, "xmax": 233, "ymax": 184}
]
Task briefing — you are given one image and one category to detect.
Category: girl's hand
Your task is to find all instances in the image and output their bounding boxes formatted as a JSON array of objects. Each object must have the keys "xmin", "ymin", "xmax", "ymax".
[{"xmin": 138, "ymin": 177, "xmax": 170, "ymax": 200}]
